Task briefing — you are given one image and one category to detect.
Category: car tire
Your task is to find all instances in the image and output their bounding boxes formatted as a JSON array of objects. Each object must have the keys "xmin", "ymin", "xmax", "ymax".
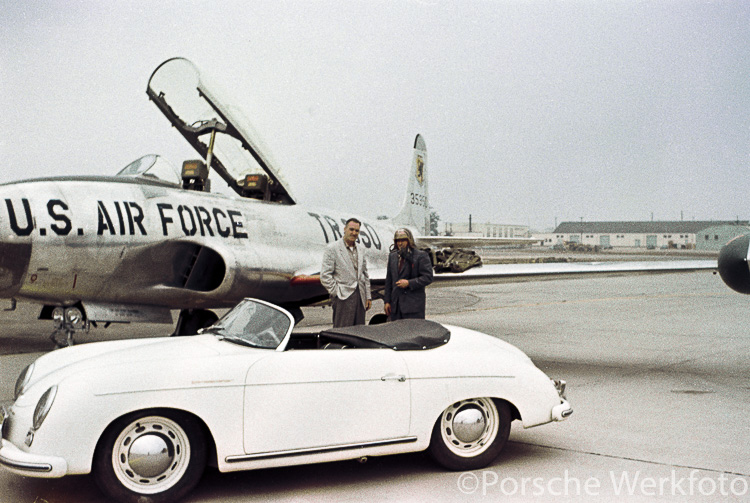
[
  {"xmin": 93, "ymin": 410, "xmax": 207, "ymax": 503},
  {"xmin": 428, "ymin": 398, "xmax": 510, "ymax": 471}
]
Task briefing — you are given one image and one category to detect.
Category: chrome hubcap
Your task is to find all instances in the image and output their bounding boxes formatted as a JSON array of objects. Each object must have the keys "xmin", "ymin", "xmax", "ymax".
[
  {"xmin": 128, "ymin": 433, "xmax": 173, "ymax": 478},
  {"xmin": 452, "ymin": 406, "xmax": 486, "ymax": 443}
]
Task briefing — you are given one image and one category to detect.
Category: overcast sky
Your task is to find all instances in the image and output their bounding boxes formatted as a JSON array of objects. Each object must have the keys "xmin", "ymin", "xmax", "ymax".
[{"xmin": 1, "ymin": 1, "xmax": 748, "ymax": 231}]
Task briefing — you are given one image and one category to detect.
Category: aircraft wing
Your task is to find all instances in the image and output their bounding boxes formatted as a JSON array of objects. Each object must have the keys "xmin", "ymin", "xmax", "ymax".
[
  {"xmin": 293, "ymin": 259, "xmax": 716, "ymax": 292},
  {"xmin": 416, "ymin": 236, "xmax": 539, "ymax": 247},
  {"xmin": 147, "ymin": 58, "xmax": 295, "ymax": 203}
]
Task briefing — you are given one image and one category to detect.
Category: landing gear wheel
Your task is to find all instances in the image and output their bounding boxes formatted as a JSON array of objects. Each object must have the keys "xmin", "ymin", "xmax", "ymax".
[
  {"xmin": 428, "ymin": 398, "xmax": 510, "ymax": 471},
  {"xmin": 93, "ymin": 411, "xmax": 206, "ymax": 503}
]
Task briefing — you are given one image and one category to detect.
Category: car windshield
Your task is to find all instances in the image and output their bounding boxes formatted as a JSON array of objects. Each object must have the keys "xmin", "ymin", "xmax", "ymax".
[{"xmin": 205, "ymin": 299, "xmax": 292, "ymax": 349}]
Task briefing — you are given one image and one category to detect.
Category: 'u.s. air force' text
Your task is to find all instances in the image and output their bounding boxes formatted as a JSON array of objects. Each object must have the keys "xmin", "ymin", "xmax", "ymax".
[
  {"xmin": 2, "ymin": 198, "xmax": 383, "ymax": 249},
  {"xmin": 2, "ymin": 198, "xmax": 246, "ymax": 239}
]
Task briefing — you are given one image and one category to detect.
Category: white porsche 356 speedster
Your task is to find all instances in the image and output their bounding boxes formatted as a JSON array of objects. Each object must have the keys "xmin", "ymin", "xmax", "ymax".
[{"xmin": 1, "ymin": 298, "xmax": 572, "ymax": 503}]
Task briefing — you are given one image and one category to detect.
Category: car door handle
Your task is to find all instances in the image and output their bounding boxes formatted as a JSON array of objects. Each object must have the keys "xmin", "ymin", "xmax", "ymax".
[{"xmin": 381, "ymin": 374, "xmax": 406, "ymax": 382}]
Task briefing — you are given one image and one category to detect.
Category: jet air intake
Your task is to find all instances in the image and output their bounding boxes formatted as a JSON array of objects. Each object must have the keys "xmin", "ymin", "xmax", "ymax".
[
  {"xmin": 0, "ymin": 242, "xmax": 31, "ymax": 297},
  {"xmin": 177, "ymin": 243, "xmax": 226, "ymax": 292}
]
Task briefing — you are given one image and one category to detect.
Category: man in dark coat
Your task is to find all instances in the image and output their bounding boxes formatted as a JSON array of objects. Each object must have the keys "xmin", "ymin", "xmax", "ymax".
[{"xmin": 384, "ymin": 228, "xmax": 433, "ymax": 320}]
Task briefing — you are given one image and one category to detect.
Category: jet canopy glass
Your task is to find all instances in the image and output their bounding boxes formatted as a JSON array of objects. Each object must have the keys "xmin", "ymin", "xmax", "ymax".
[
  {"xmin": 147, "ymin": 58, "xmax": 295, "ymax": 204},
  {"xmin": 116, "ymin": 155, "xmax": 181, "ymax": 185}
]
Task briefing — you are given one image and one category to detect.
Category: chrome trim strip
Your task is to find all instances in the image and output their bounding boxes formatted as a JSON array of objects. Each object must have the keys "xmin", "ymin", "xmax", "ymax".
[
  {"xmin": 96, "ymin": 375, "xmax": 515, "ymax": 397},
  {"xmin": 408, "ymin": 375, "xmax": 514, "ymax": 380},
  {"xmin": 226, "ymin": 436, "xmax": 418, "ymax": 463},
  {"xmin": 0, "ymin": 449, "xmax": 53, "ymax": 473}
]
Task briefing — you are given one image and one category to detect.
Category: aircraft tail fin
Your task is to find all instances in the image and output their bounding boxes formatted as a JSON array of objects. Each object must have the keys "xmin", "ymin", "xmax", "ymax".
[{"xmin": 392, "ymin": 134, "xmax": 429, "ymax": 235}]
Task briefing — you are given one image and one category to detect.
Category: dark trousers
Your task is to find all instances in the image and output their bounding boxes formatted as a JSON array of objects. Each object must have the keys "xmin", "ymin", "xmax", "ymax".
[
  {"xmin": 390, "ymin": 306, "xmax": 424, "ymax": 321},
  {"xmin": 332, "ymin": 288, "xmax": 365, "ymax": 327}
]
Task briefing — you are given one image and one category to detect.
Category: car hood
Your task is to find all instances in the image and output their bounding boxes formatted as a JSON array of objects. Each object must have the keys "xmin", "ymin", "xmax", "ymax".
[
  {"xmin": 17, "ymin": 335, "xmax": 250, "ymax": 404},
  {"xmin": 443, "ymin": 325, "xmax": 533, "ymax": 362}
]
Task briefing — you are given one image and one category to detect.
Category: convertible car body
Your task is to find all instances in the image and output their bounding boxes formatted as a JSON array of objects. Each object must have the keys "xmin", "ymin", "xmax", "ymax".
[{"xmin": 1, "ymin": 298, "xmax": 572, "ymax": 503}]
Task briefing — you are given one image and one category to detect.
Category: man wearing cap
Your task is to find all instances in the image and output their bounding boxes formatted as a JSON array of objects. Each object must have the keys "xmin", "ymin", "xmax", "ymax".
[
  {"xmin": 384, "ymin": 228, "xmax": 433, "ymax": 320},
  {"xmin": 320, "ymin": 218, "xmax": 372, "ymax": 327}
]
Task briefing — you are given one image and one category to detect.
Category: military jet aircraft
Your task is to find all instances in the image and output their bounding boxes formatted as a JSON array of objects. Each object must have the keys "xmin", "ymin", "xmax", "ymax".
[{"xmin": 0, "ymin": 58, "xmax": 716, "ymax": 346}]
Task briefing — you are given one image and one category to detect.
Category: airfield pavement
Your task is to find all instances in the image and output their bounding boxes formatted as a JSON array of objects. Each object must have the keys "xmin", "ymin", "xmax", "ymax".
[{"xmin": 0, "ymin": 269, "xmax": 748, "ymax": 502}]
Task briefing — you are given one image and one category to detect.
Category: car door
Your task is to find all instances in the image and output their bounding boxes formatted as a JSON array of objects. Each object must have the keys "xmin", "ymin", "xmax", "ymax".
[{"xmin": 243, "ymin": 348, "xmax": 410, "ymax": 454}]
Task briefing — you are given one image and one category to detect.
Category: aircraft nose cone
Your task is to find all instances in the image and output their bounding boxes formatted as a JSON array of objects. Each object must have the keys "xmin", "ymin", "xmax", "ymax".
[
  {"xmin": 0, "ymin": 241, "xmax": 31, "ymax": 297},
  {"xmin": 717, "ymin": 234, "xmax": 750, "ymax": 294}
]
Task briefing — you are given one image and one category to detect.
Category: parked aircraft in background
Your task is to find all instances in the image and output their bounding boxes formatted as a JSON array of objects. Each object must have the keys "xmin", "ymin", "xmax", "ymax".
[{"xmin": 0, "ymin": 58, "xmax": 716, "ymax": 346}]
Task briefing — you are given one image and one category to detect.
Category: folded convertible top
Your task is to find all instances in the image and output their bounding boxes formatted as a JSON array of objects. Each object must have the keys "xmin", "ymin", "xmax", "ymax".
[{"xmin": 320, "ymin": 319, "xmax": 450, "ymax": 350}]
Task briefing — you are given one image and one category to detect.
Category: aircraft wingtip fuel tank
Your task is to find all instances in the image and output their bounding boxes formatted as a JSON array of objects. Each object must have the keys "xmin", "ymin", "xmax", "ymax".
[{"xmin": 718, "ymin": 233, "xmax": 750, "ymax": 294}]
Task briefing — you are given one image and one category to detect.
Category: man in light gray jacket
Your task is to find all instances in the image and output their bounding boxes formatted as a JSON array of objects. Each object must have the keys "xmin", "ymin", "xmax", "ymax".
[{"xmin": 320, "ymin": 218, "xmax": 372, "ymax": 327}]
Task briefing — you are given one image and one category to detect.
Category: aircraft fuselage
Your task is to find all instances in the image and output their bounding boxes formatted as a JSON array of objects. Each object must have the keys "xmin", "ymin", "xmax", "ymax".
[{"xmin": 0, "ymin": 176, "xmax": 393, "ymax": 310}]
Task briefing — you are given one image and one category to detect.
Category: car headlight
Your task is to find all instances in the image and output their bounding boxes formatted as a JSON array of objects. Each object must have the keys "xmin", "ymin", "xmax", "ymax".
[
  {"xmin": 33, "ymin": 386, "xmax": 57, "ymax": 430},
  {"xmin": 553, "ymin": 379, "xmax": 567, "ymax": 400},
  {"xmin": 14, "ymin": 363, "xmax": 34, "ymax": 399}
]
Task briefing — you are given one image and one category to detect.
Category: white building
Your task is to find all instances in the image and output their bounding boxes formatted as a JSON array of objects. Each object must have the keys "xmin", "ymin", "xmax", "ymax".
[
  {"xmin": 536, "ymin": 221, "xmax": 749, "ymax": 250},
  {"xmin": 443, "ymin": 221, "xmax": 530, "ymax": 239}
]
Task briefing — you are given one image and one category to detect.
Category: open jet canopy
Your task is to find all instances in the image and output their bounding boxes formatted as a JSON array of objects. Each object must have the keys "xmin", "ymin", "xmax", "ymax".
[{"xmin": 147, "ymin": 57, "xmax": 296, "ymax": 204}]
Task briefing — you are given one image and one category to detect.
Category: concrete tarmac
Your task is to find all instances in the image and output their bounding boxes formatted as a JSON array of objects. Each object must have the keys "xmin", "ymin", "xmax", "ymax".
[{"xmin": 0, "ymin": 270, "xmax": 748, "ymax": 502}]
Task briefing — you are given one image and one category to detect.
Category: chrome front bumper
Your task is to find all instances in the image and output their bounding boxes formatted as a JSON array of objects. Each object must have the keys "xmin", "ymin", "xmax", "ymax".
[
  {"xmin": 552, "ymin": 399, "xmax": 573, "ymax": 421},
  {"xmin": 551, "ymin": 379, "xmax": 573, "ymax": 421},
  {"xmin": 0, "ymin": 406, "xmax": 67, "ymax": 478}
]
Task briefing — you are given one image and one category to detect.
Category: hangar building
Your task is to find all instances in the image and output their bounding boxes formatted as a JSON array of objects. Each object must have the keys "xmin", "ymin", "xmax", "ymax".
[
  {"xmin": 442, "ymin": 221, "xmax": 531, "ymax": 239},
  {"xmin": 694, "ymin": 224, "xmax": 750, "ymax": 251},
  {"xmin": 539, "ymin": 221, "xmax": 750, "ymax": 250}
]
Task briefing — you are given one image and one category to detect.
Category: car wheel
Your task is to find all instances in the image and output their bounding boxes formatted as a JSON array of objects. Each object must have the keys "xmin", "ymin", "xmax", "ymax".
[
  {"xmin": 428, "ymin": 398, "xmax": 510, "ymax": 471},
  {"xmin": 93, "ymin": 410, "xmax": 206, "ymax": 503}
]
